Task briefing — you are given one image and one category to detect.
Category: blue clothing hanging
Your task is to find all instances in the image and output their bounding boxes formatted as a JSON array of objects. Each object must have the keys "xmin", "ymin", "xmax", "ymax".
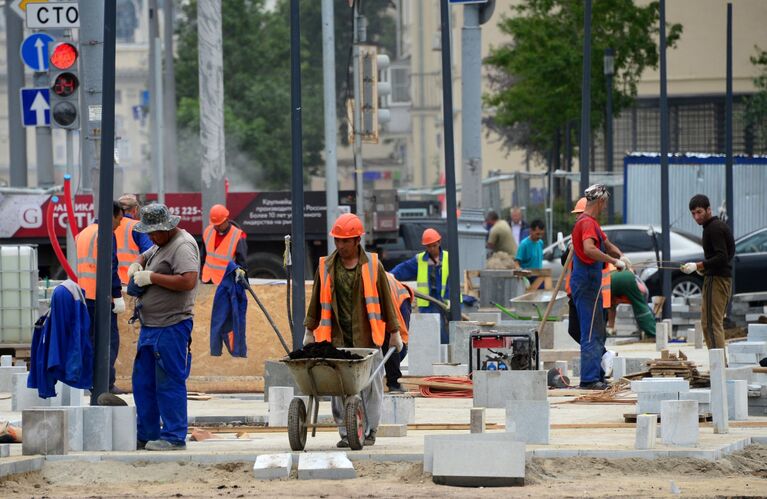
[{"xmin": 210, "ymin": 262, "xmax": 248, "ymax": 357}]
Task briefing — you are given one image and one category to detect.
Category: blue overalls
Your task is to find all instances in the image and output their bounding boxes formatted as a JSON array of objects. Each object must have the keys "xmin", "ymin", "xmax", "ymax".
[{"xmin": 570, "ymin": 228, "xmax": 607, "ymax": 384}]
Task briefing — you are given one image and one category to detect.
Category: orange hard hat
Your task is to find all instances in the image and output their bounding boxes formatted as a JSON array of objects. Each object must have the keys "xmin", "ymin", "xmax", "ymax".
[
  {"xmin": 209, "ymin": 204, "xmax": 230, "ymax": 225},
  {"xmin": 330, "ymin": 213, "xmax": 365, "ymax": 239},
  {"xmin": 421, "ymin": 228, "xmax": 442, "ymax": 246},
  {"xmin": 571, "ymin": 197, "xmax": 587, "ymax": 214}
]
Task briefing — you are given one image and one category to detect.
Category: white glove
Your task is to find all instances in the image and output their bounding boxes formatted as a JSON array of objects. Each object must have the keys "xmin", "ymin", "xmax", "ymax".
[
  {"xmin": 127, "ymin": 262, "xmax": 143, "ymax": 280},
  {"xmin": 112, "ymin": 297, "xmax": 126, "ymax": 314},
  {"xmin": 613, "ymin": 258, "xmax": 626, "ymax": 271},
  {"xmin": 680, "ymin": 262, "xmax": 698, "ymax": 274},
  {"xmin": 303, "ymin": 328, "xmax": 314, "ymax": 347},
  {"xmin": 389, "ymin": 331, "xmax": 404, "ymax": 353},
  {"xmin": 235, "ymin": 268, "xmax": 247, "ymax": 281},
  {"xmin": 619, "ymin": 255, "xmax": 632, "ymax": 270},
  {"xmin": 133, "ymin": 270, "xmax": 154, "ymax": 287}
]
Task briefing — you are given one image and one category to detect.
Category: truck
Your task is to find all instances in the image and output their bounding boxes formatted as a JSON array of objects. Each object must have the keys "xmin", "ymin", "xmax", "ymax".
[{"xmin": 0, "ymin": 189, "xmax": 400, "ymax": 279}]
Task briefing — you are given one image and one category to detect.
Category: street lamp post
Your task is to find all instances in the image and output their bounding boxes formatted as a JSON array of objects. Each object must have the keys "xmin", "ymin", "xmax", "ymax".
[{"xmin": 604, "ymin": 47, "xmax": 615, "ymax": 224}]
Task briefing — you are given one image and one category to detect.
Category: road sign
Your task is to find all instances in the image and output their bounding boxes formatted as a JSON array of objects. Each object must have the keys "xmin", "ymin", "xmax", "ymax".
[
  {"xmin": 20, "ymin": 88, "xmax": 50, "ymax": 127},
  {"xmin": 10, "ymin": 0, "xmax": 48, "ymax": 19},
  {"xmin": 26, "ymin": 2, "xmax": 79, "ymax": 29},
  {"xmin": 20, "ymin": 32, "xmax": 54, "ymax": 72}
]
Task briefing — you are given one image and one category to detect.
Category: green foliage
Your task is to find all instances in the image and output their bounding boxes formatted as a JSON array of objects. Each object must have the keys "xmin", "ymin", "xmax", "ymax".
[
  {"xmin": 174, "ymin": 0, "xmax": 395, "ymax": 191},
  {"xmin": 744, "ymin": 47, "xmax": 767, "ymax": 151},
  {"xmin": 483, "ymin": 0, "xmax": 682, "ymax": 161}
]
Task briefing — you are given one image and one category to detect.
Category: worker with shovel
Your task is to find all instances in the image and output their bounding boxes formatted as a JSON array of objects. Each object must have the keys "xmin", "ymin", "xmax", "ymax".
[{"xmin": 303, "ymin": 213, "xmax": 402, "ymax": 448}]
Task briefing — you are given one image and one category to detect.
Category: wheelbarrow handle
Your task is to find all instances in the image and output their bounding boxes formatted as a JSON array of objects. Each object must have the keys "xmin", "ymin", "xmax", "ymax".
[{"xmin": 361, "ymin": 348, "xmax": 396, "ymax": 392}]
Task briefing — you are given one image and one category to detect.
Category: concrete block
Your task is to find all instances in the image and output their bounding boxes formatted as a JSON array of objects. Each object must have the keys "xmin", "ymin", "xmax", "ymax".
[
  {"xmin": 681, "ymin": 389, "xmax": 711, "ymax": 404},
  {"xmin": 552, "ymin": 320, "xmax": 579, "ymax": 350},
  {"xmin": 409, "ymin": 314, "xmax": 442, "ymax": 376},
  {"xmin": 14, "ymin": 360, "xmax": 26, "ymax": 368},
  {"xmin": 0, "ymin": 444, "xmax": 9, "ymax": 457},
  {"xmin": 424, "ymin": 433, "xmax": 524, "ymax": 474},
  {"xmin": 0, "ymin": 355, "xmax": 12, "ymax": 367},
  {"xmin": 253, "ymin": 453, "xmax": 293, "ymax": 480},
  {"xmin": 693, "ymin": 322, "xmax": 704, "ymax": 349},
  {"xmin": 660, "ymin": 400, "xmax": 699, "ymax": 446},
  {"xmin": 726, "ymin": 380, "xmax": 748, "ymax": 421},
  {"xmin": 0, "ymin": 366, "xmax": 26, "ymax": 392},
  {"xmin": 381, "ymin": 394, "xmax": 415, "ymax": 424},
  {"xmin": 709, "ymin": 349, "xmax": 729, "ymax": 434},
  {"xmin": 112, "ymin": 406, "xmax": 137, "ymax": 451},
  {"xmin": 440, "ymin": 345, "xmax": 449, "ymax": 363},
  {"xmin": 60, "ymin": 385, "xmax": 86, "ymax": 406},
  {"xmin": 12, "ymin": 373, "xmax": 50, "ymax": 411},
  {"xmin": 267, "ymin": 387, "xmax": 294, "ymax": 427},
  {"xmin": 635, "ymin": 414, "xmax": 657, "ymax": 450},
  {"xmin": 656, "ymin": 321, "xmax": 668, "ymax": 351},
  {"xmin": 637, "ymin": 392, "xmax": 679, "ymax": 414},
  {"xmin": 612, "ymin": 357, "xmax": 627, "ymax": 379},
  {"xmin": 473, "ymin": 370, "xmax": 547, "ymax": 408},
  {"xmin": 729, "ymin": 342, "xmax": 767, "ymax": 354},
  {"xmin": 62, "ymin": 406, "xmax": 83, "ymax": 452},
  {"xmin": 467, "ymin": 312, "xmax": 501, "ymax": 324},
  {"xmin": 82, "ymin": 406, "xmax": 113, "ymax": 451},
  {"xmin": 631, "ymin": 378, "xmax": 689, "ymax": 394},
  {"xmin": 730, "ymin": 352, "xmax": 759, "ymax": 365},
  {"xmin": 297, "ymin": 452, "xmax": 355, "ymax": 480},
  {"xmin": 448, "ymin": 321, "xmax": 480, "ymax": 365},
  {"xmin": 432, "ymin": 363, "xmax": 468, "ymax": 376},
  {"xmin": 506, "ymin": 400, "xmax": 549, "ymax": 444},
  {"xmin": 263, "ymin": 361, "xmax": 302, "ymax": 402},
  {"xmin": 748, "ymin": 323, "xmax": 767, "ymax": 342},
  {"xmin": 571, "ymin": 358, "xmax": 581, "ymax": 377},
  {"xmin": 22, "ymin": 408, "xmax": 69, "ymax": 455},
  {"xmin": 470, "ymin": 407, "xmax": 485, "ymax": 434},
  {"xmin": 376, "ymin": 424, "xmax": 407, "ymax": 437},
  {"xmin": 625, "ymin": 357, "xmax": 650, "ymax": 375},
  {"xmin": 554, "ymin": 360, "xmax": 568, "ymax": 375},
  {"xmin": 432, "ymin": 438, "xmax": 525, "ymax": 487},
  {"xmin": 726, "ymin": 366, "xmax": 753, "ymax": 382}
]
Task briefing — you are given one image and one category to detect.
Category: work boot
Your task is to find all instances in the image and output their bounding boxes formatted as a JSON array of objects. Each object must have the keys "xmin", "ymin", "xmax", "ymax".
[
  {"xmin": 97, "ymin": 393, "xmax": 128, "ymax": 406},
  {"xmin": 579, "ymin": 381, "xmax": 610, "ymax": 391},
  {"xmin": 336, "ymin": 437, "xmax": 350, "ymax": 448},
  {"xmin": 145, "ymin": 439, "xmax": 186, "ymax": 451},
  {"xmin": 387, "ymin": 384, "xmax": 406, "ymax": 394},
  {"xmin": 137, "ymin": 440, "xmax": 147, "ymax": 450},
  {"xmin": 364, "ymin": 430, "xmax": 376, "ymax": 446},
  {"xmin": 109, "ymin": 385, "xmax": 125, "ymax": 395}
]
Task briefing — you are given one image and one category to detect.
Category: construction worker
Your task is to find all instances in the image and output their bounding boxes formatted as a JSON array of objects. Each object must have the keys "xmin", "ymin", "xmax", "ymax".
[
  {"xmin": 606, "ymin": 269, "xmax": 656, "ymax": 338},
  {"xmin": 75, "ymin": 201, "xmax": 125, "ymax": 394},
  {"xmin": 515, "ymin": 219, "xmax": 546, "ymax": 269},
  {"xmin": 116, "ymin": 194, "xmax": 153, "ymax": 284},
  {"xmin": 384, "ymin": 272, "xmax": 413, "ymax": 393},
  {"xmin": 569, "ymin": 185, "xmax": 629, "ymax": 390},
  {"xmin": 485, "ymin": 210, "xmax": 517, "ymax": 256},
  {"xmin": 201, "ymin": 204, "xmax": 247, "ymax": 285},
  {"xmin": 304, "ymin": 213, "xmax": 402, "ymax": 448},
  {"xmin": 128, "ymin": 203, "xmax": 200, "ymax": 451},
  {"xmin": 391, "ymin": 228, "xmax": 452, "ymax": 343},
  {"xmin": 681, "ymin": 194, "xmax": 735, "ymax": 353}
]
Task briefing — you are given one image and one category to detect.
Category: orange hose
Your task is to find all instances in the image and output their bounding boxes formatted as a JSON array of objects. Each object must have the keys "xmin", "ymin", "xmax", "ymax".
[{"xmin": 418, "ymin": 376, "xmax": 473, "ymax": 398}]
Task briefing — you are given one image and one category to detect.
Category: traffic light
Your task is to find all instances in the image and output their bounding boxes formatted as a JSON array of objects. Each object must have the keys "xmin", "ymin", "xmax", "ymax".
[
  {"xmin": 48, "ymin": 39, "xmax": 80, "ymax": 129},
  {"xmin": 359, "ymin": 45, "xmax": 391, "ymax": 144}
]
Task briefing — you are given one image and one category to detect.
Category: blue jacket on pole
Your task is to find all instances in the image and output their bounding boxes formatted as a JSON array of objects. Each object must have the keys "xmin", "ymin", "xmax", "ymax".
[{"xmin": 210, "ymin": 262, "xmax": 248, "ymax": 357}]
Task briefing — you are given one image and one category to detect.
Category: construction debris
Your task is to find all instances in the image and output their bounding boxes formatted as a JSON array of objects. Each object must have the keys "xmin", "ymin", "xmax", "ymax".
[{"xmin": 287, "ymin": 342, "xmax": 363, "ymax": 361}]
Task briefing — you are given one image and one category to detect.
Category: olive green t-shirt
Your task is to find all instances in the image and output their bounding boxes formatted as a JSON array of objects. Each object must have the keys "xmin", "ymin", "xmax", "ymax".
[{"xmin": 334, "ymin": 258, "xmax": 358, "ymax": 347}]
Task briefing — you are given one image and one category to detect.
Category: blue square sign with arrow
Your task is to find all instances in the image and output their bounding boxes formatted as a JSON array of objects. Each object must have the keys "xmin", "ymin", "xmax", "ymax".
[
  {"xmin": 20, "ymin": 33, "xmax": 54, "ymax": 72},
  {"xmin": 20, "ymin": 88, "xmax": 50, "ymax": 127}
]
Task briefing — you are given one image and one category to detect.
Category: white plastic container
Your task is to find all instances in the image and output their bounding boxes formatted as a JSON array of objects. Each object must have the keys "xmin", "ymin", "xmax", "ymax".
[{"xmin": 0, "ymin": 245, "xmax": 39, "ymax": 344}]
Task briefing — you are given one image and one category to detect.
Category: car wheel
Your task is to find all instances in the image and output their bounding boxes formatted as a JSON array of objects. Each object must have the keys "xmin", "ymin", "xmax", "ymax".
[
  {"xmin": 246, "ymin": 252, "xmax": 287, "ymax": 279},
  {"xmin": 672, "ymin": 275, "xmax": 702, "ymax": 299}
]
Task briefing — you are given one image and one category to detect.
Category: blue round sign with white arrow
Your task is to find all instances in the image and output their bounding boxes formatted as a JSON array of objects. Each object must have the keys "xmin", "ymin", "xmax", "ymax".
[{"xmin": 20, "ymin": 33, "xmax": 54, "ymax": 72}]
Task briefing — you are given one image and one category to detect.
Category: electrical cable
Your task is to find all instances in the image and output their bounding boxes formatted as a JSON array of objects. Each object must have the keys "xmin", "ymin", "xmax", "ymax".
[{"xmin": 417, "ymin": 376, "xmax": 473, "ymax": 398}]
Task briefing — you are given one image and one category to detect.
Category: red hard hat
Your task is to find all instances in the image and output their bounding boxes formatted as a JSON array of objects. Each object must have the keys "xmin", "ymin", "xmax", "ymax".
[
  {"xmin": 571, "ymin": 197, "xmax": 587, "ymax": 214},
  {"xmin": 330, "ymin": 213, "xmax": 365, "ymax": 239},
  {"xmin": 209, "ymin": 204, "xmax": 229, "ymax": 225},
  {"xmin": 421, "ymin": 228, "xmax": 442, "ymax": 246}
]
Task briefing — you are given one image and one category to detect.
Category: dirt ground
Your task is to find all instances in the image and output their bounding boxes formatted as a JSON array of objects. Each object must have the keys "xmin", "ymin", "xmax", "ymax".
[{"xmin": 3, "ymin": 445, "xmax": 767, "ymax": 498}]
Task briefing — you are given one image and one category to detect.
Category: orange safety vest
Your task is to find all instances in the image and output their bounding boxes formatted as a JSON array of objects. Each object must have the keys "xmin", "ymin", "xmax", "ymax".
[
  {"xmin": 115, "ymin": 217, "xmax": 140, "ymax": 284},
  {"xmin": 315, "ymin": 252, "xmax": 387, "ymax": 347},
  {"xmin": 75, "ymin": 224, "xmax": 100, "ymax": 299},
  {"xmin": 201, "ymin": 223, "xmax": 243, "ymax": 285},
  {"xmin": 564, "ymin": 258, "xmax": 612, "ymax": 308},
  {"xmin": 386, "ymin": 272, "xmax": 413, "ymax": 344}
]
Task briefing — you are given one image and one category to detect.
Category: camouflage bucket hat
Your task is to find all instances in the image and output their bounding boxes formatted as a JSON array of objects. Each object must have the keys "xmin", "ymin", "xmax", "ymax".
[{"xmin": 134, "ymin": 203, "xmax": 181, "ymax": 233}]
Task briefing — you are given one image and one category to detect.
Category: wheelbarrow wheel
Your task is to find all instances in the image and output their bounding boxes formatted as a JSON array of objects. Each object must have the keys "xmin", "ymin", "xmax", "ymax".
[
  {"xmin": 344, "ymin": 396, "xmax": 365, "ymax": 451},
  {"xmin": 287, "ymin": 397, "xmax": 307, "ymax": 451}
]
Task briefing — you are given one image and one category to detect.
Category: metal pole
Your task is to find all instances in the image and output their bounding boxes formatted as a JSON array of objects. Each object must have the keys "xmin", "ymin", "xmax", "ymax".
[
  {"xmin": 579, "ymin": 0, "xmax": 592, "ymax": 193},
  {"xmin": 78, "ymin": 0, "xmax": 103, "ymax": 198},
  {"xmin": 439, "ymin": 0, "xmax": 460, "ymax": 321},
  {"xmin": 322, "ymin": 0, "xmax": 338, "ymax": 254},
  {"xmin": 289, "ymin": 0, "xmax": 305, "ymax": 349},
  {"xmin": 163, "ymin": 0, "xmax": 179, "ymax": 192},
  {"xmin": 6, "ymin": 4, "xmax": 27, "ymax": 187},
  {"xmin": 197, "ymin": 0, "xmax": 226, "ymax": 219},
  {"xmin": 149, "ymin": 0, "xmax": 164, "ymax": 203},
  {"xmin": 66, "ymin": 132, "xmax": 77, "ymax": 271},
  {"xmin": 659, "ymin": 0, "xmax": 672, "ymax": 319},
  {"xmin": 604, "ymin": 47, "xmax": 615, "ymax": 224},
  {"xmin": 352, "ymin": 2, "xmax": 365, "ymax": 240},
  {"xmin": 91, "ymin": 0, "xmax": 117, "ymax": 403}
]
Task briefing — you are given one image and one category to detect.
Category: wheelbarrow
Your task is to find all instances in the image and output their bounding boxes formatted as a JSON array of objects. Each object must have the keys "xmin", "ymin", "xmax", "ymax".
[
  {"xmin": 281, "ymin": 347, "xmax": 394, "ymax": 451},
  {"xmin": 508, "ymin": 290, "xmax": 568, "ymax": 321}
]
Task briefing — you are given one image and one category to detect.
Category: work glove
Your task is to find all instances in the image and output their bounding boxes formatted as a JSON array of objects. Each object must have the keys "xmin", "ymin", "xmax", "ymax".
[
  {"xmin": 389, "ymin": 331, "xmax": 404, "ymax": 353},
  {"xmin": 619, "ymin": 255, "xmax": 632, "ymax": 271},
  {"xmin": 235, "ymin": 268, "xmax": 247, "ymax": 281},
  {"xmin": 303, "ymin": 328, "xmax": 314, "ymax": 347},
  {"xmin": 112, "ymin": 297, "xmax": 126, "ymax": 314},
  {"xmin": 127, "ymin": 262, "xmax": 143, "ymax": 280},
  {"xmin": 613, "ymin": 258, "xmax": 626, "ymax": 271},
  {"xmin": 680, "ymin": 262, "xmax": 698, "ymax": 274},
  {"xmin": 133, "ymin": 270, "xmax": 154, "ymax": 287}
]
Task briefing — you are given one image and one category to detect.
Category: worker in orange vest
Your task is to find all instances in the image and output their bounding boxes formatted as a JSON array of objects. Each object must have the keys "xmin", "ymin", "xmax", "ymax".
[
  {"xmin": 75, "ymin": 201, "xmax": 125, "ymax": 394},
  {"xmin": 201, "ymin": 204, "xmax": 248, "ymax": 285},
  {"xmin": 383, "ymin": 272, "xmax": 413, "ymax": 393},
  {"xmin": 115, "ymin": 194, "xmax": 153, "ymax": 284},
  {"xmin": 304, "ymin": 213, "xmax": 402, "ymax": 449}
]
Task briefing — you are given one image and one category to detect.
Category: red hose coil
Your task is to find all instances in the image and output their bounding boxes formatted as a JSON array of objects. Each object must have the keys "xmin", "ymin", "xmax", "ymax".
[
  {"xmin": 63, "ymin": 175, "xmax": 79, "ymax": 237},
  {"xmin": 47, "ymin": 196, "xmax": 78, "ymax": 282}
]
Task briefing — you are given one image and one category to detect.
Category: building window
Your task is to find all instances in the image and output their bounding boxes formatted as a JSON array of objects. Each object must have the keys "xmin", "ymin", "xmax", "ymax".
[{"xmin": 390, "ymin": 67, "xmax": 411, "ymax": 104}]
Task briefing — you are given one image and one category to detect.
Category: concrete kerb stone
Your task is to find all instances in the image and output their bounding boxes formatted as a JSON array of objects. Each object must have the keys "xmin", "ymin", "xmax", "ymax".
[
  {"xmin": 82, "ymin": 406, "xmax": 113, "ymax": 451},
  {"xmin": 726, "ymin": 380, "xmax": 748, "ymax": 421},
  {"xmin": 710, "ymin": 349, "xmax": 730, "ymax": 434},
  {"xmin": 424, "ymin": 433, "xmax": 525, "ymax": 474},
  {"xmin": 661, "ymin": 400, "xmax": 699, "ymax": 446},
  {"xmin": 381, "ymin": 394, "xmax": 416, "ymax": 424},
  {"xmin": 61, "ymin": 406, "xmax": 84, "ymax": 452},
  {"xmin": 635, "ymin": 414, "xmax": 657, "ymax": 450},
  {"xmin": 694, "ymin": 320, "xmax": 704, "ymax": 349},
  {"xmin": 0, "ymin": 457, "xmax": 44, "ymax": 478},
  {"xmin": 253, "ymin": 453, "xmax": 293, "ymax": 480},
  {"xmin": 637, "ymin": 392, "xmax": 680, "ymax": 414},
  {"xmin": 377, "ymin": 424, "xmax": 407, "ymax": 437},
  {"xmin": 447, "ymin": 321, "xmax": 479, "ymax": 366},
  {"xmin": 726, "ymin": 366, "xmax": 754, "ymax": 382},
  {"xmin": 625, "ymin": 357, "xmax": 651, "ymax": 375},
  {"xmin": 631, "ymin": 378, "xmax": 690, "ymax": 393},
  {"xmin": 505, "ymin": 400, "xmax": 549, "ymax": 444},
  {"xmin": 748, "ymin": 323, "xmax": 767, "ymax": 342},
  {"xmin": 263, "ymin": 361, "xmax": 302, "ymax": 403},
  {"xmin": 0, "ymin": 366, "xmax": 26, "ymax": 392},
  {"xmin": 432, "ymin": 438, "xmax": 525, "ymax": 487},
  {"xmin": 432, "ymin": 363, "xmax": 469, "ymax": 376},
  {"xmin": 656, "ymin": 321, "xmax": 669, "ymax": 351},
  {"xmin": 612, "ymin": 357, "xmax": 627, "ymax": 379},
  {"xmin": 728, "ymin": 342, "xmax": 767, "ymax": 355},
  {"xmin": 473, "ymin": 370, "xmax": 547, "ymax": 408},
  {"xmin": 111, "ymin": 406, "xmax": 137, "ymax": 451},
  {"xmin": 470, "ymin": 407, "xmax": 485, "ymax": 434},
  {"xmin": 267, "ymin": 387, "xmax": 294, "ymax": 427},
  {"xmin": 12, "ymin": 373, "xmax": 50, "ymax": 411},
  {"xmin": 0, "ymin": 355, "xmax": 12, "ymax": 367},
  {"xmin": 467, "ymin": 312, "xmax": 502, "ymax": 324},
  {"xmin": 22, "ymin": 408, "xmax": 69, "ymax": 455},
  {"xmin": 409, "ymin": 314, "xmax": 442, "ymax": 376},
  {"xmin": 297, "ymin": 452, "xmax": 355, "ymax": 480},
  {"xmin": 0, "ymin": 444, "xmax": 10, "ymax": 457},
  {"xmin": 60, "ymin": 385, "xmax": 86, "ymax": 406}
]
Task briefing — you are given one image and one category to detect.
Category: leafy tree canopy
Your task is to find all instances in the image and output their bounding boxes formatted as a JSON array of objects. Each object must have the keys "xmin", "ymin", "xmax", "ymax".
[
  {"xmin": 745, "ymin": 47, "xmax": 767, "ymax": 151},
  {"xmin": 483, "ymin": 0, "xmax": 682, "ymax": 162}
]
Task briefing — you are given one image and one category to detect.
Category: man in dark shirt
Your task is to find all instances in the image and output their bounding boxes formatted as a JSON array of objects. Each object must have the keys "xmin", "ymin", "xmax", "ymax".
[{"xmin": 681, "ymin": 194, "xmax": 735, "ymax": 353}]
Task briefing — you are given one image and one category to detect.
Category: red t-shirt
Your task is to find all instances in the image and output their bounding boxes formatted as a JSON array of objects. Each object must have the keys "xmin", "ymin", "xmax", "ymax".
[{"xmin": 572, "ymin": 214, "xmax": 607, "ymax": 265}]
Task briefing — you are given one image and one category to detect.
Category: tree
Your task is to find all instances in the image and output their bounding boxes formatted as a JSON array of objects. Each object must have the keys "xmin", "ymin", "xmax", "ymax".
[
  {"xmin": 174, "ymin": 0, "xmax": 395, "ymax": 191},
  {"xmin": 483, "ymin": 0, "xmax": 683, "ymax": 162},
  {"xmin": 744, "ymin": 47, "xmax": 767, "ymax": 154}
]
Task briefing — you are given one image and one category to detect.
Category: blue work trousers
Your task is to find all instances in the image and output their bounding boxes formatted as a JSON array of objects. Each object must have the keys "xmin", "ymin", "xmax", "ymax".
[
  {"xmin": 570, "ymin": 261, "xmax": 606, "ymax": 384},
  {"xmin": 132, "ymin": 320, "xmax": 192, "ymax": 445},
  {"xmin": 86, "ymin": 300, "xmax": 120, "ymax": 389}
]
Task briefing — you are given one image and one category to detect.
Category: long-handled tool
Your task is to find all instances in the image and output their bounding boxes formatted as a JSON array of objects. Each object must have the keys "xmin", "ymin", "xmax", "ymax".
[
  {"xmin": 537, "ymin": 246, "xmax": 574, "ymax": 339},
  {"xmin": 412, "ymin": 290, "xmax": 471, "ymax": 321},
  {"xmin": 237, "ymin": 273, "xmax": 291, "ymax": 355}
]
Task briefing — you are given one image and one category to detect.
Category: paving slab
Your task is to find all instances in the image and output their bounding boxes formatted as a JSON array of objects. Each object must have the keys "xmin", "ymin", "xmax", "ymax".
[
  {"xmin": 297, "ymin": 452, "xmax": 355, "ymax": 480},
  {"xmin": 727, "ymin": 380, "xmax": 748, "ymax": 421},
  {"xmin": 635, "ymin": 414, "xmax": 657, "ymax": 450},
  {"xmin": 424, "ymin": 432, "xmax": 525, "ymax": 474},
  {"xmin": 62, "ymin": 406, "xmax": 83, "ymax": 452},
  {"xmin": 112, "ymin": 406, "xmax": 137, "ymax": 451},
  {"xmin": 409, "ymin": 314, "xmax": 442, "ymax": 376},
  {"xmin": 267, "ymin": 387, "xmax": 293, "ymax": 427},
  {"xmin": 637, "ymin": 392, "xmax": 680, "ymax": 414},
  {"xmin": 631, "ymin": 378, "xmax": 689, "ymax": 393},
  {"xmin": 377, "ymin": 424, "xmax": 407, "ymax": 437},
  {"xmin": 0, "ymin": 443, "xmax": 9, "ymax": 457},
  {"xmin": 381, "ymin": 394, "xmax": 415, "ymax": 425},
  {"xmin": 22, "ymin": 408, "xmax": 69, "ymax": 455},
  {"xmin": 506, "ymin": 400, "xmax": 549, "ymax": 444},
  {"xmin": 748, "ymin": 323, "xmax": 767, "ymax": 342},
  {"xmin": 82, "ymin": 406, "xmax": 113, "ymax": 451},
  {"xmin": 729, "ymin": 342, "xmax": 767, "ymax": 354},
  {"xmin": 661, "ymin": 400, "xmax": 699, "ymax": 446},
  {"xmin": 0, "ymin": 366, "xmax": 25, "ymax": 392},
  {"xmin": 432, "ymin": 438, "xmax": 525, "ymax": 487},
  {"xmin": 253, "ymin": 453, "xmax": 292, "ymax": 480},
  {"xmin": 473, "ymin": 370, "xmax": 547, "ymax": 408}
]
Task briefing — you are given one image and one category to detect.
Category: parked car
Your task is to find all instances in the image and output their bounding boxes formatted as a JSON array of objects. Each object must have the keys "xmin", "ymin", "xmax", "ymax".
[{"xmin": 542, "ymin": 224, "xmax": 704, "ymax": 298}]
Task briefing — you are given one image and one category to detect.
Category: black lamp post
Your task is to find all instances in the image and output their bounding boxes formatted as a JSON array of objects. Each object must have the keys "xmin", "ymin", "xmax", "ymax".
[{"xmin": 604, "ymin": 47, "xmax": 615, "ymax": 224}]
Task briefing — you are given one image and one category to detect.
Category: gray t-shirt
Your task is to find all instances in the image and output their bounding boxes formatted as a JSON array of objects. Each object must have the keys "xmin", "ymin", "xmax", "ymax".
[{"xmin": 138, "ymin": 229, "xmax": 200, "ymax": 327}]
